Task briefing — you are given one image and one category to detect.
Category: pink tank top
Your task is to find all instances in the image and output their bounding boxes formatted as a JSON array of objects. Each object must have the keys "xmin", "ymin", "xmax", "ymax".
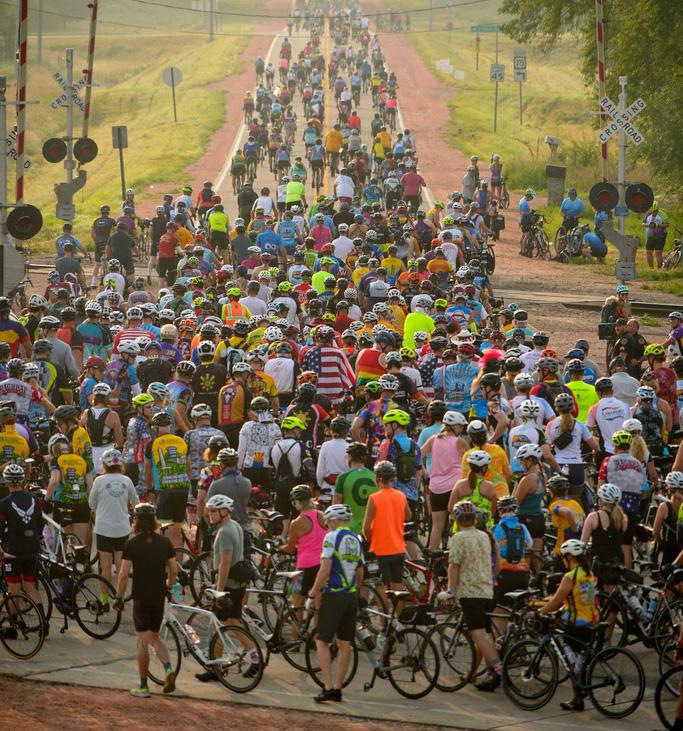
[{"xmin": 296, "ymin": 510, "xmax": 327, "ymax": 569}]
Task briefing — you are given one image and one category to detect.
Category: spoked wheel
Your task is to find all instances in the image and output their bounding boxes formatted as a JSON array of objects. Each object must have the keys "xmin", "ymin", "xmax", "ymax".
[
  {"xmin": 663, "ymin": 247, "xmax": 681, "ymax": 270},
  {"xmin": 277, "ymin": 605, "xmax": 314, "ymax": 671},
  {"xmin": 147, "ymin": 620, "xmax": 182, "ymax": 686},
  {"xmin": 189, "ymin": 550, "xmax": 214, "ymax": 607},
  {"xmin": 304, "ymin": 633, "xmax": 358, "ymax": 688},
  {"xmin": 0, "ymin": 592, "xmax": 45, "ymax": 659},
  {"xmin": 553, "ymin": 227, "xmax": 566, "ymax": 257},
  {"xmin": 72, "ymin": 573, "xmax": 122, "ymax": 639},
  {"xmin": 428, "ymin": 621, "xmax": 475, "ymax": 692},
  {"xmin": 208, "ymin": 624, "xmax": 265, "ymax": 693},
  {"xmin": 485, "ymin": 247, "xmax": 495, "ymax": 274},
  {"xmin": 655, "ymin": 665, "xmax": 683, "ymax": 729},
  {"xmin": 586, "ymin": 646, "xmax": 645, "ymax": 718},
  {"xmin": 502, "ymin": 639, "xmax": 558, "ymax": 710},
  {"xmin": 385, "ymin": 627, "xmax": 440, "ymax": 699},
  {"xmin": 36, "ymin": 572, "xmax": 53, "ymax": 623},
  {"xmin": 596, "ymin": 592, "xmax": 628, "ymax": 647}
]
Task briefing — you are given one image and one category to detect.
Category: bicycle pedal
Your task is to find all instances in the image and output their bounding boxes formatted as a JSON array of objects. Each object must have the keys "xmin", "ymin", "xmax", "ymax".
[{"xmin": 363, "ymin": 682, "xmax": 371, "ymax": 692}]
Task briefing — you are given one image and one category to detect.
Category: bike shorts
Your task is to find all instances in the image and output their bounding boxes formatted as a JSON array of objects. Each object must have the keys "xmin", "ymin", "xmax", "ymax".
[
  {"xmin": 277, "ymin": 159, "xmax": 290, "ymax": 170},
  {"xmin": 429, "ymin": 490, "xmax": 450, "ymax": 512},
  {"xmin": 150, "ymin": 239, "xmax": 159, "ymax": 257},
  {"xmin": 459, "ymin": 597, "xmax": 493, "ymax": 632},
  {"xmin": 311, "ymin": 159, "xmax": 324, "ymax": 170},
  {"xmin": 621, "ymin": 511, "xmax": 639, "ymax": 546},
  {"xmin": 4, "ymin": 553, "xmax": 38, "ymax": 583},
  {"xmin": 94, "ymin": 241, "xmax": 107, "ymax": 262},
  {"xmin": 157, "ymin": 257, "xmax": 178, "ymax": 280},
  {"xmin": 646, "ymin": 235, "xmax": 666, "ymax": 252},
  {"xmin": 133, "ymin": 599, "xmax": 165, "ymax": 633},
  {"xmin": 316, "ymin": 592, "xmax": 359, "ymax": 643},
  {"xmin": 210, "ymin": 231, "xmax": 228, "ymax": 251},
  {"xmin": 518, "ymin": 513, "xmax": 545, "ymax": 539},
  {"xmin": 156, "ymin": 489, "xmax": 188, "ymax": 523},
  {"xmin": 96, "ymin": 533, "xmax": 129, "ymax": 553},
  {"xmin": 55, "ymin": 501, "xmax": 91, "ymax": 525},
  {"xmin": 293, "ymin": 565, "xmax": 319, "ymax": 596},
  {"xmin": 376, "ymin": 553, "xmax": 404, "ymax": 585}
]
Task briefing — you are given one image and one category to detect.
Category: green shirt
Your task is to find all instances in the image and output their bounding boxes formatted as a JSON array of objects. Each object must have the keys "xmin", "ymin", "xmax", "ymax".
[
  {"xmin": 208, "ymin": 211, "xmax": 228, "ymax": 233},
  {"xmin": 285, "ymin": 180, "xmax": 305, "ymax": 203},
  {"xmin": 312, "ymin": 270, "xmax": 332, "ymax": 293},
  {"xmin": 334, "ymin": 467, "xmax": 378, "ymax": 535},
  {"xmin": 213, "ymin": 519, "xmax": 244, "ymax": 589},
  {"xmin": 567, "ymin": 380, "xmax": 599, "ymax": 423}
]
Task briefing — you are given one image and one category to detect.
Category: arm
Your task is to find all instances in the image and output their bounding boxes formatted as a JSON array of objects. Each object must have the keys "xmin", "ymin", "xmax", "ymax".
[
  {"xmin": 115, "ymin": 558, "xmax": 133, "ymax": 599},
  {"xmin": 653, "ymin": 502, "xmax": 667, "ymax": 544},
  {"xmin": 309, "ymin": 557, "xmax": 331, "ymax": 598},
  {"xmin": 46, "ymin": 470, "xmax": 60, "ymax": 501},
  {"xmin": 446, "ymin": 562, "xmax": 460, "ymax": 593},
  {"xmin": 108, "ymin": 412, "xmax": 124, "ymax": 449},
  {"xmin": 361, "ymin": 496, "xmax": 376, "ymax": 544},
  {"xmin": 539, "ymin": 573, "xmax": 573, "ymax": 614},
  {"xmin": 540, "ymin": 443, "xmax": 560, "ymax": 472},
  {"xmin": 580, "ymin": 512, "xmax": 596, "ymax": 543},
  {"xmin": 350, "ymin": 415, "xmax": 365, "ymax": 442},
  {"xmin": 144, "ymin": 460, "xmax": 154, "ymax": 502},
  {"xmin": 216, "ymin": 551, "xmax": 232, "ymax": 591}
]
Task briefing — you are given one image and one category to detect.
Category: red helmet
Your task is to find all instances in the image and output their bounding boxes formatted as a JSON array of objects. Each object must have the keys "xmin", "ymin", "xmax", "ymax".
[
  {"xmin": 297, "ymin": 370, "xmax": 318, "ymax": 384},
  {"xmin": 457, "ymin": 342, "xmax": 475, "ymax": 355},
  {"xmin": 212, "ymin": 195, "xmax": 222, "ymax": 203},
  {"xmin": 431, "ymin": 238, "xmax": 441, "ymax": 249},
  {"xmin": 540, "ymin": 348, "xmax": 558, "ymax": 358},
  {"xmin": 85, "ymin": 356, "xmax": 106, "ymax": 369},
  {"xmin": 216, "ymin": 270, "xmax": 230, "ymax": 281}
]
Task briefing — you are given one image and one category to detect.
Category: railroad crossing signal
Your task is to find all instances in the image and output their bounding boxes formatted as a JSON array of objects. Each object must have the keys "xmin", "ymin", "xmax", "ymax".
[
  {"xmin": 5, "ymin": 126, "xmax": 32, "ymax": 169},
  {"xmin": 51, "ymin": 71, "xmax": 86, "ymax": 112},
  {"xmin": 598, "ymin": 95, "xmax": 646, "ymax": 145}
]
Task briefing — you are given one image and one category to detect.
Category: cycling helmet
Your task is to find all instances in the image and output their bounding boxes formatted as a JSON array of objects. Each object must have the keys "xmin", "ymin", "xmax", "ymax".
[
  {"xmin": 281, "ymin": 416, "xmax": 306, "ymax": 431},
  {"xmin": 453, "ymin": 500, "xmax": 477, "ymax": 519},
  {"xmin": 516, "ymin": 400, "xmax": 540, "ymax": 420},
  {"xmin": 197, "ymin": 340, "xmax": 216, "ymax": 358},
  {"xmin": 597, "ymin": 483, "xmax": 622, "ymax": 504},
  {"xmin": 378, "ymin": 374, "xmax": 400, "ymax": 391},
  {"xmin": 554, "ymin": 393, "xmax": 575, "ymax": 412},
  {"xmin": 323, "ymin": 503, "xmax": 352, "ymax": 522},
  {"xmin": 547, "ymin": 474, "xmax": 570, "ymax": 494},
  {"xmin": 151, "ymin": 411, "xmax": 171, "ymax": 427},
  {"xmin": 6, "ymin": 358, "xmax": 24, "ymax": 377},
  {"xmin": 382, "ymin": 409, "xmax": 410, "ymax": 426},
  {"xmin": 466, "ymin": 420, "xmax": 487, "ymax": 436},
  {"xmin": 644, "ymin": 343, "xmax": 666, "ymax": 358},
  {"xmin": 176, "ymin": 360, "xmax": 197, "ymax": 375},
  {"xmin": 217, "ymin": 447, "xmax": 238, "ymax": 463},
  {"xmin": 48, "ymin": 433, "xmax": 70, "ymax": 453},
  {"xmin": 516, "ymin": 443, "xmax": 543, "ymax": 462},
  {"xmin": 560, "ymin": 539, "xmax": 586, "ymax": 557},
  {"xmin": 207, "ymin": 434, "xmax": 228, "ymax": 452},
  {"xmin": 611, "ymin": 430, "xmax": 633, "ymax": 448},
  {"xmin": 374, "ymin": 460, "xmax": 396, "ymax": 478},
  {"xmin": 513, "ymin": 374, "xmax": 534, "ymax": 390},
  {"xmin": 385, "ymin": 351, "xmax": 402, "ymax": 365},
  {"xmin": 118, "ymin": 340, "xmax": 141, "ymax": 355},
  {"xmin": 126, "ymin": 306, "xmax": 143, "ymax": 320},
  {"xmin": 537, "ymin": 357, "xmax": 559, "ymax": 372},
  {"xmin": 615, "ymin": 284, "xmax": 629, "ymax": 294},
  {"xmin": 39, "ymin": 315, "xmax": 60, "ymax": 329},
  {"xmin": 480, "ymin": 373, "xmax": 502, "ymax": 390},
  {"xmin": 664, "ymin": 472, "xmax": 683, "ymax": 490},
  {"xmin": 109, "ymin": 311, "xmax": 125, "ymax": 324},
  {"xmin": 92, "ymin": 383, "xmax": 112, "ymax": 397},
  {"xmin": 622, "ymin": 418, "xmax": 642, "ymax": 433},
  {"xmin": 637, "ymin": 386, "xmax": 656, "ymax": 400},
  {"xmin": 265, "ymin": 326, "xmax": 284, "ymax": 342},
  {"xmin": 363, "ymin": 381, "xmax": 381, "ymax": 396},
  {"xmin": 250, "ymin": 396, "xmax": 270, "ymax": 412},
  {"xmin": 206, "ymin": 494, "xmax": 234, "ymax": 511},
  {"xmin": 84, "ymin": 300, "xmax": 102, "ymax": 315},
  {"xmin": 136, "ymin": 336, "xmax": 152, "ymax": 351},
  {"xmin": 594, "ymin": 377, "xmax": 613, "ymax": 392},
  {"xmin": 497, "ymin": 496, "xmax": 518, "ymax": 515},
  {"xmin": 399, "ymin": 347, "xmax": 416, "ymax": 360},
  {"xmin": 457, "ymin": 343, "xmax": 476, "ymax": 356},
  {"xmin": 22, "ymin": 362, "xmax": 39, "ymax": 380},
  {"xmin": 524, "ymin": 188, "xmax": 535, "ymax": 197},
  {"xmin": 190, "ymin": 403, "xmax": 213, "ymax": 419},
  {"xmin": 289, "ymin": 485, "xmax": 312, "ymax": 502},
  {"xmin": 101, "ymin": 448, "xmax": 124, "ymax": 468},
  {"xmin": 566, "ymin": 358, "xmax": 585, "ymax": 372},
  {"xmin": 132, "ymin": 393, "xmax": 154, "ymax": 409},
  {"xmin": 298, "ymin": 381, "xmax": 317, "ymax": 397},
  {"xmin": 53, "ymin": 405, "xmax": 79, "ymax": 423},
  {"xmin": 28, "ymin": 294, "xmax": 48, "ymax": 309},
  {"xmin": 443, "ymin": 410, "xmax": 468, "ymax": 427},
  {"xmin": 2, "ymin": 463, "xmax": 25, "ymax": 483},
  {"xmin": 466, "ymin": 449, "xmax": 491, "ymax": 467},
  {"xmin": 341, "ymin": 329, "xmax": 357, "ymax": 340}
]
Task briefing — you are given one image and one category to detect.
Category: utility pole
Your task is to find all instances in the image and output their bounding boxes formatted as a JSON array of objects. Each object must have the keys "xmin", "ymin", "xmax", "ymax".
[
  {"xmin": 617, "ymin": 75, "xmax": 627, "ymax": 235},
  {"xmin": 65, "ymin": 48, "xmax": 74, "ymax": 188},
  {"xmin": 37, "ymin": 0, "xmax": 43, "ymax": 63},
  {"xmin": 428, "ymin": 0, "xmax": 432, "ymax": 33},
  {"xmin": 209, "ymin": 0, "xmax": 215, "ymax": 42},
  {"xmin": 0, "ymin": 77, "xmax": 8, "ymax": 249}
]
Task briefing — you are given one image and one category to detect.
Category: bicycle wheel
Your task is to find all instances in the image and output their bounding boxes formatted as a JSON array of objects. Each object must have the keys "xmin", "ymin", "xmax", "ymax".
[
  {"xmin": 658, "ymin": 636, "xmax": 677, "ymax": 692},
  {"xmin": 663, "ymin": 248, "xmax": 681, "ymax": 270},
  {"xmin": 277, "ymin": 604, "xmax": 313, "ymax": 671},
  {"xmin": 304, "ymin": 632, "xmax": 358, "ymax": 688},
  {"xmin": 586, "ymin": 646, "xmax": 645, "ymax": 719},
  {"xmin": 172, "ymin": 547, "xmax": 195, "ymax": 605},
  {"xmin": 72, "ymin": 573, "xmax": 122, "ymax": 639},
  {"xmin": 208, "ymin": 624, "xmax": 264, "ymax": 693},
  {"xmin": 553, "ymin": 226, "xmax": 566, "ymax": 256},
  {"xmin": 385, "ymin": 627, "xmax": 440, "ymax": 699},
  {"xmin": 655, "ymin": 665, "xmax": 683, "ymax": 729},
  {"xmin": 654, "ymin": 598, "xmax": 683, "ymax": 654},
  {"xmin": 485, "ymin": 248, "xmax": 495, "ymax": 275},
  {"xmin": 502, "ymin": 639, "xmax": 558, "ymax": 710},
  {"xmin": 189, "ymin": 550, "xmax": 214, "ymax": 607},
  {"xmin": 428, "ymin": 620, "xmax": 475, "ymax": 692},
  {"xmin": 36, "ymin": 572, "xmax": 53, "ymax": 623},
  {"xmin": 364, "ymin": 584, "xmax": 389, "ymax": 635},
  {"xmin": 596, "ymin": 592, "xmax": 628, "ymax": 647},
  {"xmin": 0, "ymin": 593, "xmax": 45, "ymax": 659},
  {"xmin": 147, "ymin": 620, "xmax": 182, "ymax": 686}
]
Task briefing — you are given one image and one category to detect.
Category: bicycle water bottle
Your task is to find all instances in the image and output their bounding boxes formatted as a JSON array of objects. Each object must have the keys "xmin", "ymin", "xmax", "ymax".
[
  {"xmin": 645, "ymin": 597, "xmax": 658, "ymax": 622},
  {"xmin": 405, "ymin": 574, "xmax": 418, "ymax": 593},
  {"xmin": 626, "ymin": 590, "xmax": 647, "ymax": 621},
  {"xmin": 185, "ymin": 624, "xmax": 201, "ymax": 644},
  {"xmin": 358, "ymin": 626, "xmax": 375, "ymax": 650},
  {"xmin": 171, "ymin": 580, "xmax": 183, "ymax": 604}
]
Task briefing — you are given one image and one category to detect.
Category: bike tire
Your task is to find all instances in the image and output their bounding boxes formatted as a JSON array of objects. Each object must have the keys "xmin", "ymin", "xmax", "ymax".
[
  {"xmin": 663, "ymin": 248, "xmax": 681, "ymax": 270},
  {"xmin": 277, "ymin": 604, "xmax": 314, "ymax": 671},
  {"xmin": 72, "ymin": 573, "xmax": 122, "ymax": 639},
  {"xmin": 208, "ymin": 624, "xmax": 264, "ymax": 693},
  {"xmin": 36, "ymin": 571, "xmax": 53, "ymax": 623},
  {"xmin": 596, "ymin": 591, "xmax": 629, "ymax": 647},
  {"xmin": 654, "ymin": 598, "xmax": 683, "ymax": 654},
  {"xmin": 0, "ymin": 592, "xmax": 45, "ymax": 659},
  {"xmin": 655, "ymin": 665, "xmax": 683, "ymax": 729},
  {"xmin": 501, "ymin": 189, "xmax": 510, "ymax": 210},
  {"xmin": 485, "ymin": 248, "xmax": 495, "ymax": 275},
  {"xmin": 428, "ymin": 620, "xmax": 475, "ymax": 692},
  {"xmin": 502, "ymin": 639, "xmax": 558, "ymax": 710},
  {"xmin": 586, "ymin": 646, "xmax": 645, "ymax": 719},
  {"xmin": 147, "ymin": 620, "xmax": 182, "ymax": 685},
  {"xmin": 173, "ymin": 547, "xmax": 196, "ymax": 605},
  {"xmin": 385, "ymin": 626, "xmax": 440, "ymax": 699},
  {"xmin": 189, "ymin": 550, "xmax": 214, "ymax": 607},
  {"xmin": 304, "ymin": 632, "xmax": 358, "ymax": 688}
]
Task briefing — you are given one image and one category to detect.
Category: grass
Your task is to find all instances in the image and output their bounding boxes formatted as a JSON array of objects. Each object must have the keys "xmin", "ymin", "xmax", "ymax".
[{"xmin": 0, "ymin": 28, "xmax": 251, "ymax": 252}]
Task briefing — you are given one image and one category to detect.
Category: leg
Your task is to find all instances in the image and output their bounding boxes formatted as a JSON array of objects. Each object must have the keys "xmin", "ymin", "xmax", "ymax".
[
  {"xmin": 99, "ymin": 550, "xmax": 113, "ymax": 586},
  {"xmin": 428, "ymin": 510, "xmax": 447, "ymax": 549},
  {"xmin": 334, "ymin": 639, "xmax": 352, "ymax": 690},
  {"xmin": 315, "ymin": 639, "xmax": 334, "ymax": 690},
  {"xmin": 149, "ymin": 629, "xmax": 171, "ymax": 665},
  {"xmin": 136, "ymin": 631, "xmax": 151, "ymax": 682}
]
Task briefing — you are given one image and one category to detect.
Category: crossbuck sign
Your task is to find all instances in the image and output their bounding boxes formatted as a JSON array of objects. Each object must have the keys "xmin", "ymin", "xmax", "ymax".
[{"xmin": 598, "ymin": 95, "xmax": 646, "ymax": 145}]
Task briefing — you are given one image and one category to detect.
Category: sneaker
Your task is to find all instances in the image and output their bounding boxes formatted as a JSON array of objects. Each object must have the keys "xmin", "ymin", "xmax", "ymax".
[
  {"xmin": 560, "ymin": 697, "xmax": 585, "ymax": 712},
  {"xmin": 130, "ymin": 687, "xmax": 151, "ymax": 698},
  {"xmin": 195, "ymin": 670, "xmax": 218, "ymax": 682},
  {"xmin": 1, "ymin": 627, "xmax": 18, "ymax": 640},
  {"xmin": 163, "ymin": 671, "xmax": 176, "ymax": 694},
  {"xmin": 475, "ymin": 673, "xmax": 500, "ymax": 692},
  {"xmin": 243, "ymin": 663, "xmax": 261, "ymax": 679},
  {"xmin": 314, "ymin": 688, "xmax": 341, "ymax": 703}
]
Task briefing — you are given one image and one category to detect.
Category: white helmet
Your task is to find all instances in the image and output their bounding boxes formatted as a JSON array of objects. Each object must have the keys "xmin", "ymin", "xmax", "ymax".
[
  {"xmin": 22, "ymin": 362, "xmax": 39, "ymax": 379},
  {"xmin": 516, "ymin": 443, "xmax": 543, "ymax": 461},
  {"xmin": 127, "ymin": 307, "xmax": 143, "ymax": 320},
  {"xmin": 206, "ymin": 494, "xmax": 234, "ymax": 511},
  {"xmin": 118, "ymin": 339, "xmax": 141, "ymax": 355},
  {"xmin": 233, "ymin": 362, "xmax": 253, "ymax": 374},
  {"xmin": 191, "ymin": 403, "xmax": 212, "ymax": 419},
  {"xmin": 413, "ymin": 330, "xmax": 429, "ymax": 342},
  {"xmin": 92, "ymin": 383, "xmax": 112, "ymax": 396},
  {"xmin": 443, "ymin": 410, "xmax": 467, "ymax": 427},
  {"xmin": 466, "ymin": 449, "xmax": 491, "ymax": 468},
  {"xmin": 265, "ymin": 326, "xmax": 284, "ymax": 342},
  {"xmin": 621, "ymin": 418, "xmax": 642, "ymax": 433},
  {"xmin": 323, "ymin": 503, "xmax": 352, "ymax": 522},
  {"xmin": 597, "ymin": 483, "xmax": 622, "ymax": 504},
  {"xmin": 560, "ymin": 539, "xmax": 586, "ymax": 557},
  {"xmin": 665, "ymin": 472, "xmax": 683, "ymax": 490},
  {"xmin": 28, "ymin": 294, "xmax": 48, "ymax": 308},
  {"xmin": 514, "ymin": 373, "xmax": 534, "ymax": 389},
  {"xmin": 197, "ymin": 340, "xmax": 216, "ymax": 358},
  {"xmin": 101, "ymin": 448, "xmax": 123, "ymax": 467},
  {"xmin": 519, "ymin": 399, "xmax": 540, "ymax": 418},
  {"xmin": 84, "ymin": 300, "xmax": 102, "ymax": 315},
  {"xmin": 378, "ymin": 374, "xmax": 399, "ymax": 391}
]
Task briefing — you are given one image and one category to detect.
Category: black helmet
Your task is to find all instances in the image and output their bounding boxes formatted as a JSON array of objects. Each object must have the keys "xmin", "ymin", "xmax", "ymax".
[
  {"xmin": 503, "ymin": 357, "xmax": 523, "ymax": 372},
  {"xmin": 32, "ymin": 338, "xmax": 53, "ymax": 354},
  {"xmin": 330, "ymin": 416, "xmax": 349, "ymax": 433},
  {"xmin": 250, "ymin": 396, "xmax": 270, "ymax": 412},
  {"xmin": 298, "ymin": 382, "xmax": 317, "ymax": 397},
  {"xmin": 208, "ymin": 434, "xmax": 229, "ymax": 451},
  {"xmin": 53, "ymin": 405, "xmax": 79, "ymax": 422},
  {"xmin": 0, "ymin": 297, "xmax": 10, "ymax": 312},
  {"xmin": 594, "ymin": 377, "xmax": 613, "ymax": 392},
  {"xmin": 531, "ymin": 331, "xmax": 549, "ymax": 346},
  {"xmin": 151, "ymin": 411, "xmax": 171, "ymax": 427},
  {"xmin": 374, "ymin": 461, "xmax": 396, "ymax": 478},
  {"xmin": 346, "ymin": 441, "xmax": 369, "ymax": 460},
  {"xmin": 7, "ymin": 358, "xmax": 24, "ymax": 376},
  {"xmin": 427, "ymin": 400, "xmax": 448, "ymax": 420},
  {"xmin": 0, "ymin": 343, "xmax": 10, "ymax": 358},
  {"xmin": 480, "ymin": 373, "xmax": 501, "ymax": 389}
]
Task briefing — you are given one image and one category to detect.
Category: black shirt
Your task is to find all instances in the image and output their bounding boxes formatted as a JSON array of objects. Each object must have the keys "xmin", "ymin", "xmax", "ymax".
[
  {"xmin": 92, "ymin": 216, "xmax": 116, "ymax": 244},
  {"xmin": 122, "ymin": 532, "xmax": 175, "ymax": 604},
  {"xmin": 55, "ymin": 256, "xmax": 83, "ymax": 279},
  {"xmin": 0, "ymin": 492, "xmax": 42, "ymax": 555},
  {"xmin": 333, "ymin": 210, "xmax": 355, "ymax": 228},
  {"xmin": 237, "ymin": 189, "xmax": 258, "ymax": 218},
  {"xmin": 107, "ymin": 231, "xmax": 135, "ymax": 264},
  {"xmin": 137, "ymin": 357, "xmax": 173, "ymax": 392},
  {"xmin": 151, "ymin": 216, "xmax": 167, "ymax": 243}
]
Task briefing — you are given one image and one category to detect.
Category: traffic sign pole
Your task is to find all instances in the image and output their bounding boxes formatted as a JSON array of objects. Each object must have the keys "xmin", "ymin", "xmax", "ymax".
[
  {"xmin": 0, "ymin": 76, "xmax": 8, "ymax": 250},
  {"xmin": 475, "ymin": 34, "xmax": 480, "ymax": 71},
  {"xmin": 82, "ymin": 0, "xmax": 98, "ymax": 139},
  {"xmin": 595, "ymin": 0, "xmax": 609, "ymax": 182},
  {"xmin": 65, "ymin": 49, "xmax": 74, "ymax": 194},
  {"xmin": 493, "ymin": 30, "xmax": 499, "ymax": 133},
  {"xmin": 617, "ymin": 76, "xmax": 627, "ymax": 235}
]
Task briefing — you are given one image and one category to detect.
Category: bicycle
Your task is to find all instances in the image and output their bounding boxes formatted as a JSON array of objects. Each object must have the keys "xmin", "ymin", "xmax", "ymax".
[
  {"xmin": 245, "ymin": 154, "xmax": 258, "ymax": 181},
  {"xmin": 654, "ymin": 664, "xmax": 683, "ymax": 729},
  {"xmin": 311, "ymin": 162, "xmax": 324, "ymax": 193},
  {"xmin": 305, "ymin": 589, "xmax": 441, "ymax": 699},
  {"xmin": 499, "ymin": 177, "xmax": 510, "ymax": 209},
  {"xmin": 502, "ymin": 614, "xmax": 645, "ymax": 718},
  {"xmin": 521, "ymin": 213, "xmax": 550, "ymax": 259},
  {"xmin": 327, "ymin": 150, "xmax": 340, "ymax": 177},
  {"xmin": 148, "ymin": 591, "xmax": 264, "ymax": 693},
  {"xmin": 137, "ymin": 219, "xmax": 150, "ymax": 262},
  {"xmin": 663, "ymin": 237, "xmax": 682, "ymax": 270},
  {"xmin": 7, "ymin": 276, "xmax": 31, "ymax": 312},
  {"xmin": 0, "ymin": 556, "xmax": 46, "ymax": 659}
]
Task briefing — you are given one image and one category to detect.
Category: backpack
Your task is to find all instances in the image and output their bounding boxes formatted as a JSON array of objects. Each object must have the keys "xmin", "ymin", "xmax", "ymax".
[
  {"xmin": 502, "ymin": 522, "xmax": 526, "ymax": 565},
  {"xmin": 273, "ymin": 440, "xmax": 299, "ymax": 493},
  {"xmin": 86, "ymin": 408, "xmax": 110, "ymax": 447},
  {"xmin": 393, "ymin": 439, "xmax": 417, "ymax": 483}
]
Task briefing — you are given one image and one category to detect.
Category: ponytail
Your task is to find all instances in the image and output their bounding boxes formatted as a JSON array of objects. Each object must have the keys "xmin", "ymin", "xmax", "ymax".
[
  {"xmin": 558, "ymin": 412, "xmax": 574, "ymax": 434},
  {"xmin": 601, "ymin": 501, "xmax": 625, "ymax": 533},
  {"xmin": 630, "ymin": 435, "xmax": 648, "ymax": 463}
]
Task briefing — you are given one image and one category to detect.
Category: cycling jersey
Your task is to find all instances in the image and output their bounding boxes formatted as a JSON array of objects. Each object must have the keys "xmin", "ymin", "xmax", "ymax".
[
  {"xmin": 321, "ymin": 528, "xmax": 364, "ymax": 593},
  {"xmin": 147, "ymin": 433, "xmax": 190, "ymax": 493},
  {"xmin": 53, "ymin": 453, "xmax": 88, "ymax": 503}
]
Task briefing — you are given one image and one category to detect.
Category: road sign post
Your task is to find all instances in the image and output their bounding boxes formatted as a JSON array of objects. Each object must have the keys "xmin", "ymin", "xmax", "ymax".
[
  {"xmin": 112, "ymin": 125, "xmax": 128, "ymax": 204},
  {"xmin": 0, "ymin": 76, "xmax": 7, "ymax": 250},
  {"xmin": 513, "ymin": 49, "xmax": 526, "ymax": 125},
  {"xmin": 475, "ymin": 33, "xmax": 480, "ymax": 71},
  {"xmin": 162, "ymin": 67, "xmax": 182, "ymax": 123}
]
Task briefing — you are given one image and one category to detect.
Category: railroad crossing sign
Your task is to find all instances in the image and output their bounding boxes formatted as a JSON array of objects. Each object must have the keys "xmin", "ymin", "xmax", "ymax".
[
  {"xmin": 597, "ymin": 95, "xmax": 646, "ymax": 145},
  {"xmin": 513, "ymin": 49, "xmax": 526, "ymax": 82},
  {"xmin": 490, "ymin": 63, "xmax": 505, "ymax": 82},
  {"xmin": 51, "ymin": 71, "xmax": 86, "ymax": 112},
  {"xmin": 5, "ymin": 125, "xmax": 32, "ymax": 169}
]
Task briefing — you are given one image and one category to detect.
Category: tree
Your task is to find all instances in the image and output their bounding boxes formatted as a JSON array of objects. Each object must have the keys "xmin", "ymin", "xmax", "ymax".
[{"xmin": 499, "ymin": 0, "xmax": 683, "ymax": 195}]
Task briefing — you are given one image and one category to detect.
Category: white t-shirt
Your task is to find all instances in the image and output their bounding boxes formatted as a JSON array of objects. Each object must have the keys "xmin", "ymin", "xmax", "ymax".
[
  {"xmin": 521, "ymin": 349, "xmax": 543, "ymax": 374},
  {"xmin": 101, "ymin": 272, "xmax": 126, "ymax": 297},
  {"xmin": 333, "ymin": 235, "xmax": 355, "ymax": 262},
  {"xmin": 546, "ymin": 417, "xmax": 592, "ymax": 464},
  {"xmin": 401, "ymin": 365, "xmax": 423, "ymax": 389},
  {"xmin": 610, "ymin": 372, "xmax": 640, "ymax": 408},
  {"xmin": 368, "ymin": 279, "xmax": 390, "ymax": 299},
  {"xmin": 316, "ymin": 437, "xmax": 351, "ymax": 489},
  {"xmin": 508, "ymin": 422, "xmax": 545, "ymax": 472},
  {"xmin": 239, "ymin": 296, "xmax": 267, "ymax": 316},
  {"xmin": 264, "ymin": 357, "xmax": 296, "ymax": 393},
  {"xmin": 348, "ymin": 304, "xmax": 362, "ymax": 321},
  {"xmin": 254, "ymin": 195, "xmax": 276, "ymax": 216},
  {"xmin": 510, "ymin": 393, "xmax": 554, "ymax": 427},
  {"xmin": 440, "ymin": 241, "xmax": 460, "ymax": 268},
  {"xmin": 334, "ymin": 175, "xmax": 355, "ymax": 199},
  {"xmin": 271, "ymin": 295, "xmax": 298, "ymax": 324},
  {"xmin": 585, "ymin": 396, "xmax": 631, "ymax": 454}
]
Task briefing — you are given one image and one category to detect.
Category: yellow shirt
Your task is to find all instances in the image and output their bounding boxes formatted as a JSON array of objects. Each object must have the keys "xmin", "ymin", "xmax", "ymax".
[
  {"xmin": 388, "ymin": 304, "xmax": 406, "ymax": 331},
  {"xmin": 372, "ymin": 141, "xmax": 385, "ymax": 160},
  {"xmin": 462, "ymin": 444, "xmax": 510, "ymax": 498},
  {"xmin": 378, "ymin": 130, "xmax": 391, "ymax": 150},
  {"xmin": 0, "ymin": 428, "xmax": 29, "ymax": 465},
  {"xmin": 352, "ymin": 266, "xmax": 370, "ymax": 286},
  {"xmin": 70, "ymin": 426, "xmax": 94, "ymax": 474},
  {"xmin": 251, "ymin": 370, "xmax": 278, "ymax": 400},
  {"xmin": 324, "ymin": 129, "xmax": 343, "ymax": 152},
  {"xmin": 55, "ymin": 453, "xmax": 88, "ymax": 503},
  {"xmin": 176, "ymin": 227, "xmax": 194, "ymax": 248}
]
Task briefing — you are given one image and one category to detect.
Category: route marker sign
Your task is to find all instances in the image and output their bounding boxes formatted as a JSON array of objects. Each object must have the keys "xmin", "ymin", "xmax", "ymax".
[
  {"xmin": 490, "ymin": 63, "xmax": 505, "ymax": 82},
  {"xmin": 513, "ymin": 49, "xmax": 527, "ymax": 82},
  {"xmin": 598, "ymin": 95, "xmax": 646, "ymax": 145}
]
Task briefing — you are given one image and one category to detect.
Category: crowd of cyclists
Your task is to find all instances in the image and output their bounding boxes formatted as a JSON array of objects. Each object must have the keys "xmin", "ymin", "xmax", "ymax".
[{"xmin": 1, "ymin": 0, "xmax": 683, "ymax": 724}]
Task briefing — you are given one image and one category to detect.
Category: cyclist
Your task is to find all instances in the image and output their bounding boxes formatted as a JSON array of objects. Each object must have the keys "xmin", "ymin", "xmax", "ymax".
[
  {"xmin": 230, "ymin": 149, "xmax": 246, "ymax": 195},
  {"xmin": 518, "ymin": 188, "xmax": 535, "ymax": 252},
  {"xmin": 559, "ymin": 187, "xmax": 586, "ymax": 232}
]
